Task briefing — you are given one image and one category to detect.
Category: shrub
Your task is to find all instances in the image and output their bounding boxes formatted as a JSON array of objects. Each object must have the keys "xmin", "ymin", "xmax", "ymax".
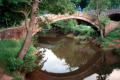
[
  {"xmin": 99, "ymin": 25, "xmax": 120, "ymax": 47},
  {"xmin": 0, "ymin": 40, "xmax": 37, "ymax": 73},
  {"xmin": 12, "ymin": 71, "xmax": 24, "ymax": 80}
]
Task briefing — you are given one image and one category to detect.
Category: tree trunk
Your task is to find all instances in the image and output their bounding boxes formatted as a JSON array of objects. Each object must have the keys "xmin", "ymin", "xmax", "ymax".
[
  {"xmin": 100, "ymin": 29, "xmax": 104, "ymax": 39},
  {"xmin": 18, "ymin": 28, "xmax": 33, "ymax": 59},
  {"xmin": 18, "ymin": 0, "xmax": 39, "ymax": 60}
]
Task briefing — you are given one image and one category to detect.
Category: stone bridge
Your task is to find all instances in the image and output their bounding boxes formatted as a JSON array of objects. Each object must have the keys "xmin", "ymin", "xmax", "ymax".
[
  {"xmin": 34, "ymin": 11, "xmax": 119, "ymax": 35},
  {"xmin": 0, "ymin": 11, "xmax": 119, "ymax": 40}
]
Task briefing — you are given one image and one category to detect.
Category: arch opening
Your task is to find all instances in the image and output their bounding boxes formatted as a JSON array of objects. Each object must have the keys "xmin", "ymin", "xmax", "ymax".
[
  {"xmin": 34, "ymin": 17, "xmax": 100, "ymax": 37},
  {"xmin": 36, "ymin": 18, "xmax": 100, "ymax": 39},
  {"xmin": 109, "ymin": 13, "xmax": 120, "ymax": 21}
]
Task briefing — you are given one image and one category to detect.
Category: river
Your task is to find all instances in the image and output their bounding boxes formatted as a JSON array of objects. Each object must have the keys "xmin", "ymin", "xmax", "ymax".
[{"xmin": 26, "ymin": 32, "xmax": 120, "ymax": 80}]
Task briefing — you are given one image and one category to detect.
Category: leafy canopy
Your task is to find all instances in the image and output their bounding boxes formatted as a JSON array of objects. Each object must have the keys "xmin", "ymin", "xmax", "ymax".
[{"xmin": 0, "ymin": 0, "xmax": 75, "ymax": 27}]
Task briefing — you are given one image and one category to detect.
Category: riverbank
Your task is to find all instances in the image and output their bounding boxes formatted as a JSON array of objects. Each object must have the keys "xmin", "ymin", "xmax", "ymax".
[
  {"xmin": 0, "ymin": 24, "xmax": 119, "ymax": 80},
  {"xmin": 0, "ymin": 40, "xmax": 37, "ymax": 80},
  {"xmin": 26, "ymin": 31, "xmax": 120, "ymax": 80}
]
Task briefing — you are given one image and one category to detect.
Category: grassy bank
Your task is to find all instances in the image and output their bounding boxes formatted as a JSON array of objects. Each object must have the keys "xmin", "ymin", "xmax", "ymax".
[
  {"xmin": 0, "ymin": 40, "xmax": 37, "ymax": 80},
  {"xmin": 98, "ymin": 25, "xmax": 120, "ymax": 56},
  {"xmin": 100, "ymin": 25, "xmax": 120, "ymax": 47}
]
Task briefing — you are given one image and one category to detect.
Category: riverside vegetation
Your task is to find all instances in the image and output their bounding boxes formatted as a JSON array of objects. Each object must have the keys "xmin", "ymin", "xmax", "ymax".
[
  {"xmin": 0, "ymin": 40, "xmax": 37, "ymax": 80},
  {"xmin": 0, "ymin": 0, "xmax": 120, "ymax": 80}
]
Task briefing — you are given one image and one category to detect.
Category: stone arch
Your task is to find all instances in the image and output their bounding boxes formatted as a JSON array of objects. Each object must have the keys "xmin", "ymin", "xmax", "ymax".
[
  {"xmin": 109, "ymin": 13, "xmax": 120, "ymax": 21},
  {"xmin": 33, "ymin": 13, "xmax": 99, "ymax": 35},
  {"xmin": 51, "ymin": 18, "xmax": 99, "ymax": 34}
]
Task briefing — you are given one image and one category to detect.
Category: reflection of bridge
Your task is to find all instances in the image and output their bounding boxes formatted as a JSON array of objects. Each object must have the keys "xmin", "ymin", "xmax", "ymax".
[
  {"xmin": 0, "ymin": 11, "xmax": 120, "ymax": 40},
  {"xmin": 26, "ymin": 49, "xmax": 119, "ymax": 80}
]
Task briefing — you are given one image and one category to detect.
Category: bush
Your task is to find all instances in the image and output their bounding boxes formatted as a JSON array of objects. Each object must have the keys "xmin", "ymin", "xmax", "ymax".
[
  {"xmin": 99, "ymin": 25, "xmax": 120, "ymax": 47},
  {"xmin": 14, "ymin": 76, "xmax": 24, "ymax": 80},
  {"xmin": 52, "ymin": 19, "xmax": 95, "ymax": 36},
  {"xmin": 12, "ymin": 71, "xmax": 24, "ymax": 80},
  {"xmin": 0, "ymin": 40, "xmax": 37, "ymax": 73},
  {"xmin": 105, "ymin": 26, "xmax": 120, "ymax": 40}
]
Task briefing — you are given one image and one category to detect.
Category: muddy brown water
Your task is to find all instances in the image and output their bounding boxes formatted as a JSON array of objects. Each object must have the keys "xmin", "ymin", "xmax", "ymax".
[{"xmin": 26, "ymin": 33, "xmax": 120, "ymax": 80}]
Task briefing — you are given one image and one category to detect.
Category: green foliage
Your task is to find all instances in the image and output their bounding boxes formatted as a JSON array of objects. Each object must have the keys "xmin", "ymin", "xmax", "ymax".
[
  {"xmin": 71, "ymin": 0, "xmax": 90, "ymax": 9},
  {"xmin": 112, "ymin": 48, "xmax": 120, "ymax": 54},
  {"xmin": 53, "ymin": 19, "xmax": 78, "ymax": 34},
  {"xmin": 84, "ymin": 0, "xmax": 120, "ymax": 11},
  {"xmin": 53, "ymin": 19, "xmax": 95, "ymax": 35},
  {"xmin": 0, "ymin": 40, "xmax": 37, "ymax": 72},
  {"xmin": 14, "ymin": 76, "xmax": 24, "ymax": 80},
  {"xmin": 72, "ymin": 24, "xmax": 95, "ymax": 35},
  {"xmin": 22, "ymin": 45, "xmax": 37, "ymax": 72},
  {"xmin": 86, "ymin": 0, "xmax": 110, "ymax": 10},
  {"xmin": 100, "ymin": 38, "xmax": 112, "ymax": 47},
  {"xmin": 109, "ymin": 0, "xmax": 120, "ymax": 8},
  {"xmin": 0, "ymin": 40, "xmax": 21, "ymax": 62},
  {"xmin": 87, "ymin": 0, "xmax": 110, "ymax": 39},
  {"xmin": 44, "ymin": 23, "xmax": 52, "ymax": 30},
  {"xmin": 97, "ymin": 13, "xmax": 110, "ymax": 29},
  {"xmin": 105, "ymin": 26, "xmax": 120, "ymax": 40},
  {"xmin": 6, "ymin": 58, "xmax": 23, "ymax": 71},
  {"xmin": 0, "ymin": 0, "xmax": 2, "ymax": 5},
  {"xmin": 0, "ymin": 0, "xmax": 27, "ymax": 27},
  {"xmin": 71, "ymin": 0, "xmax": 81, "ymax": 6},
  {"xmin": 100, "ymin": 25, "xmax": 120, "ymax": 47},
  {"xmin": 12, "ymin": 71, "xmax": 24, "ymax": 80},
  {"xmin": 39, "ymin": 0, "xmax": 75, "ymax": 14},
  {"xmin": 0, "ymin": 0, "xmax": 75, "ymax": 27},
  {"xmin": 52, "ymin": 19, "xmax": 95, "ymax": 40}
]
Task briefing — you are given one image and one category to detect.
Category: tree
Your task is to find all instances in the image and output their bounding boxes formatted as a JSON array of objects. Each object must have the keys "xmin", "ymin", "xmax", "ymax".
[
  {"xmin": 0, "ymin": 0, "xmax": 74, "ymax": 59},
  {"xmin": 16, "ymin": 0, "xmax": 75, "ymax": 59},
  {"xmin": 109, "ymin": 0, "xmax": 120, "ymax": 8},
  {"xmin": 96, "ymin": 13, "xmax": 110, "ymax": 39},
  {"xmin": 0, "ymin": 0, "xmax": 75, "ymax": 27},
  {"xmin": 0, "ymin": 0, "xmax": 27, "ymax": 27},
  {"xmin": 87, "ymin": 0, "xmax": 110, "ymax": 39},
  {"xmin": 71, "ymin": 0, "xmax": 90, "ymax": 9},
  {"xmin": 17, "ymin": 0, "xmax": 39, "ymax": 59}
]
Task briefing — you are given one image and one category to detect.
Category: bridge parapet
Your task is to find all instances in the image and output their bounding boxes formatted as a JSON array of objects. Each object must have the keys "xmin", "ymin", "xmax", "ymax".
[
  {"xmin": 85, "ymin": 8, "xmax": 120, "ymax": 16},
  {"xmin": 37, "ymin": 12, "xmax": 97, "ymax": 24}
]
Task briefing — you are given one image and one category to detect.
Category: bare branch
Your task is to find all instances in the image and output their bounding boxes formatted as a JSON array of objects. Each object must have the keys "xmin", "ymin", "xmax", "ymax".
[
  {"xmin": 11, "ymin": 9, "xmax": 27, "ymax": 17},
  {"xmin": 10, "ymin": 4, "xmax": 33, "ymax": 30}
]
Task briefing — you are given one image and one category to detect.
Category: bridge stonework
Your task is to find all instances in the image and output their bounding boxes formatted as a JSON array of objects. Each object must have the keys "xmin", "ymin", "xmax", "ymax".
[{"xmin": 0, "ymin": 12, "xmax": 119, "ymax": 40}]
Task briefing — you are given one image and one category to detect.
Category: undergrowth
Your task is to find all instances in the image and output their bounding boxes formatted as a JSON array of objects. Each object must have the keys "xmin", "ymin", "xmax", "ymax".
[
  {"xmin": 0, "ymin": 40, "xmax": 37, "ymax": 80},
  {"xmin": 100, "ymin": 25, "xmax": 120, "ymax": 47}
]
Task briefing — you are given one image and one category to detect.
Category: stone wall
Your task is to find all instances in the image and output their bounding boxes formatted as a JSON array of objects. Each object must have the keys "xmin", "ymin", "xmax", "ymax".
[{"xmin": 0, "ymin": 27, "xmax": 27, "ymax": 40}]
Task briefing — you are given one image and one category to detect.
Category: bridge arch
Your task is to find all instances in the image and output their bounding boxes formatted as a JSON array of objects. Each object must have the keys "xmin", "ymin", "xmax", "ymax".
[
  {"xmin": 109, "ymin": 13, "xmax": 120, "ymax": 21},
  {"xmin": 34, "ymin": 13, "xmax": 99, "ymax": 35}
]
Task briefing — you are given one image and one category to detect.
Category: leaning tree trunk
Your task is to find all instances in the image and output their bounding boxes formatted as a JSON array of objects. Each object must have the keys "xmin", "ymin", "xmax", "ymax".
[
  {"xmin": 100, "ymin": 29, "xmax": 104, "ymax": 39},
  {"xmin": 18, "ymin": 0, "xmax": 39, "ymax": 59}
]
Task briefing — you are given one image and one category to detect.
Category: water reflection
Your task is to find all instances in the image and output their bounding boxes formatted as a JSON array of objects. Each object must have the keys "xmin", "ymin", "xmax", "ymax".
[
  {"xmin": 107, "ymin": 69, "xmax": 120, "ymax": 80},
  {"xmin": 38, "ymin": 48, "xmax": 79, "ymax": 73},
  {"xmin": 37, "ymin": 37, "xmax": 97, "ymax": 73},
  {"xmin": 84, "ymin": 73, "xmax": 98, "ymax": 80},
  {"xmin": 26, "ymin": 34, "xmax": 120, "ymax": 80},
  {"xmin": 84, "ymin": 69, "xmax": 120, "ymax": 80}
]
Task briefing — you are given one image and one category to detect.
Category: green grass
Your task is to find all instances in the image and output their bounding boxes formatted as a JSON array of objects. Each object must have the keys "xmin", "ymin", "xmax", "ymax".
[
  {"xmin": 0, "ymin": 40, "xmax": 37, "ymax": 74},
  {"xmin": 105, "ymin": 26, "xmax": 120, "ymax": 40},
  {"xmin": 100, "ymin": 25, "xmax": 120, "ymax": 47}
]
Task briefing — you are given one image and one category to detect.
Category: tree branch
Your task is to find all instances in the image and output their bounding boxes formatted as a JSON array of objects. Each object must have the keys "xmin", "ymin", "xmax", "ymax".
[{"xmin": 10, "ymin": 4, "xmax": 32, "ymax": 31}]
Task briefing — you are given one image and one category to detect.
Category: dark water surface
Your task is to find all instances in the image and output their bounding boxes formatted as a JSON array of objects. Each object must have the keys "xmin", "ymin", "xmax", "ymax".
[{"xmin": 26, "ymin": 33, "xmax": 120, "ymax": 80}]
